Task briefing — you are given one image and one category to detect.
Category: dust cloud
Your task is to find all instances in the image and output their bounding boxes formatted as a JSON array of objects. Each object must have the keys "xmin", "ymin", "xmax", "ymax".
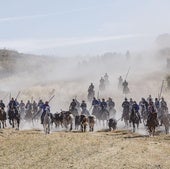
[{"xmin": 0, "ymin": 34, "xmax": 170, "ymax": 132}]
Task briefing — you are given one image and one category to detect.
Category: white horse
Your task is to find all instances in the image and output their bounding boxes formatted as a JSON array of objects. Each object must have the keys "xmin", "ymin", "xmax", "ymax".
[{"xmin": 43, "ymin": 108, "xmax": 51, "ymax": 134}]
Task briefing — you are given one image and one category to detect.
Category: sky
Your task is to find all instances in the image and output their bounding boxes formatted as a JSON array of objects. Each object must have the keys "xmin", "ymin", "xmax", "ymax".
[{"xmin": 0, "ymin": 0, "xmax": 170, "ymax": 56}]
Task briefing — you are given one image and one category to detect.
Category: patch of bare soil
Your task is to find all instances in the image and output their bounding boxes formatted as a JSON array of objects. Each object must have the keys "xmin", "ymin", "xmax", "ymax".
[{"xmin": 0, "ymin": 129, "xmax": 170, "ymax": 169}]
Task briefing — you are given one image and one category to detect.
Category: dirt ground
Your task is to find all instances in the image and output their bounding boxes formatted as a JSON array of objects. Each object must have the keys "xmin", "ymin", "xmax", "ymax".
[{"xmin": 0, "ymin": 128, "xmax": 170, "ymax": 169}]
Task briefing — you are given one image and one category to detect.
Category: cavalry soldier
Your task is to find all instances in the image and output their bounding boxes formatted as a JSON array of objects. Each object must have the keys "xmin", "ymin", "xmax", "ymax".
[
  {"xmin": 99, "ymin": 77, "xmax": 105, "ymax": 91},
  {"xmin": 107, "ymin": 98, "xmax": 115, "ymax": 109},
  {"xmin": 88, "ymin": 83, "xmax": 94, "ymax": 92},
  {"xmin": 32, "ymin": 100, "xmax": 38, "ymax": 114},
  {"xmin": 121, "ymin": 98, "xmax": 130, "ymax": 120},
  {"xmin": 0, "ymin": 100, "xmax": 5, "ymax": 110},
  {"xmin": 25, "ymin": 100, "xmax": 32, "ymax": 111},
  {"xmin": 41, "ymin": 101, "xmax": 50, "ymax": 124},
  {"xmin": 80, "ymin": 100, "xmax": 87, "ymax": 111},
  {"xmin": 69, "ymin": 99, "xmax": 77, "ymax": 111},
  {"xmin": 88, "ymin": 83, "xmax": 95, "ymax": 102},
  {"xmin": 131, "ymin": 101, "xmax": 141, "ymax": 123},
  {"xmin": 104, "ymin": 73, "xmax": 109, "ymax": 85},
  {"xmin": 122, "ymin": 80, "xmax": 129, "ymax": 94},
  {"xmin": 8, "ymin": 98, "xmax": 17, "ymax": 110},
  {"xmin": 154, "ymin": 98, "xmax": 160, "ymax": 112},
  {"xmin": 38, "ymin": 99, "xmax": 44, "ymax": 111},
  {"xmin": 92, "ymin": 97, "xmax": 99, "ymax": 107},
  {"xmin": 146, "ymin": 101, "xmax": 159, "ymax": 127},
  {"xmin": 100, "ymin": 99, "xmax": 107, "ymax": 110},
  {"xmin": 160, "ymin": 97, "xmax": 168, "ymax": 113}
]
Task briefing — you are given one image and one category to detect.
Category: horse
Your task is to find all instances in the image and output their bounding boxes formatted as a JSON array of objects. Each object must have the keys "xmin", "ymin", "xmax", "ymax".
[
  {"xmin": 97, "ymin": 108, "xmax": 109, "ymax": 127},
  {"xmin": 123, "ymin": 86, "xmax": 130, "ymax": 95},
  {"xmin": 140, "ymin": 105, "xmax": 148, "ymax": 126},
  {"xmin": 8, "ymin": 108, "xmax": 20, "ymax": 130},
  {"xmin": 88, "ymin": 115, "xmax": 96, "ymax": 132},
  {"xmin": 146, "ymin": 113, "xmax": 158, "ymax": 136},
  {"xmin": 69, "ymin": 108, "xmax": 79, "ymax": 117},
  {"xmin": 61, "ymin": 111, "xmax": 74, "ymax": 131},
  {"xmin": 161, "ymin": 113, "xmax": 170, "ymax": 134},
  {"xmin": 0, "ymin": 108, "xmax": 7, "ymax": 128},
  {"xmin": 81, "ymin": 108, "xmax": 90, "ymax": 116},
  {"xmin": 121, "ymin": 108, "xmax": 130, "ymax": 128},
  {"xmin": 24, "ymin": 107, "xmax": 33, "ymax": 123},
  {"xmin": 92, "ymin": 105, "xmax": 101, "ymax": 118},
  {"xmin": 80, "ymin": 114, "xmax": 88, "ymax": 132},
  {"xmin": 53, "ymin": 112, "xmax": 64, "ymax": 128},
  {"xmin": 129, "ymin": 108, "xmax": 141, "ymax": 132},
  {"xmin": 42, "ymin": 109, "xmax": 51, "ymax": 134},
  {"xmin": 108, "ymin": 106, "xmax": 116, "ymax": 119}
]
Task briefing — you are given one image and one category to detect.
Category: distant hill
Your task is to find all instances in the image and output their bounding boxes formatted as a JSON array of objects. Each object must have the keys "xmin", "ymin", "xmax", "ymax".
[{"xmin": 0, "ymin": 49, "xmax": 53, "ymax": 78}]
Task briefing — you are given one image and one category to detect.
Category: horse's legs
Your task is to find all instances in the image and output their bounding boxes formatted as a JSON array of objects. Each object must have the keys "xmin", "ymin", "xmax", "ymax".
[
  {"xmin": 17, "ymin": 119, "xmax": 20, "ymax": 130},
  {"xmin": 153, "ymin": 127, "xmax": 155, "ymax": 136},
  {"xmin": 2, "ymin": 121, "xmax": 5, "ymax": 128},
  {"xmin": 70, "ymin": 122, "xmax": 73, "ymax": 131},
  {"xmin": 133, "ymin": 122, "xmax": 135, "ymax": 132},
  {"xmin": 12, "ymin": 120, "xmax": 14, "ymax": 128}
]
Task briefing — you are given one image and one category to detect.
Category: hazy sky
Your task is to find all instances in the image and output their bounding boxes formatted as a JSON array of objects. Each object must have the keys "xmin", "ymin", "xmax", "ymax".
[{"xmin": 0, "ymin": 0, "xmax": 169, "ymax": 56}]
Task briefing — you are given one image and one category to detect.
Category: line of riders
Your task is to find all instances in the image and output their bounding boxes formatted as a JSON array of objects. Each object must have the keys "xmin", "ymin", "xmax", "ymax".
[
  {"xmin": 87, "ymin": 75, "xmax": 130, "ymax": 104},
  {"xmin": 0, "ymin": 94, "xmax": 169, "ymax": 134},
  {"xmin": 121, "ymin": 95, "xmax": 170, "ymax": 134}
]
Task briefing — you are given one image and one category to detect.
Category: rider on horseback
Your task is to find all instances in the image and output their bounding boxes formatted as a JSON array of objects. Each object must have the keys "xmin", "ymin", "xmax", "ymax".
[
  {"xmin": 41, "ymin": 101, "xmax": 50, "ymax": 124},
  {"xmin": 8, "ymin": 98, "xmax": 17, "ymax": 110},
  {"xmin": 69, "ymin": 99, "xmax": 77, "ymax": 111},
  {"xmin": 0, "ymin": 100, "xmax": 5, "ymax": 110},
  {"xmin": 92, "ymin": 97, "xmax": 99, "ymax": 106},
  {"xmin": 122, "ymin": 80, "xmax": 129, "ymax": 94},
  {"xmin": 130, "ymin": 101, "xmax": 141, "ymax": 123},
  {"xmin": 104, "ymin": 73, "xmax": 109, "ymax": 85},
  {"xmin": 154, "ymin": 98, "xmax": 160, "ymax": 112},
  {"xmin": 107, "ymin": 98, "xmax": 115, "ymax": 110},
  {"xmin": 81, "ymin": 100, "xmax": 87, "ymax": 110},
  {"xmin": 88, "ymin": 83, "xmax": 94, "ymax": 92},
  {"xmin": 99, "ymin": 77, "xmax": 105, "ymax": 91},
  {"xmin": 101, "ymin": 99, "xmax": 107, "ymax": 110},
  {"xmin": 146, "ymin": 100, "xmax": 159, "ymax": 127},
  {"xmin": 121, "ymin": 98, "xmax": 130, "ymax": 121}
]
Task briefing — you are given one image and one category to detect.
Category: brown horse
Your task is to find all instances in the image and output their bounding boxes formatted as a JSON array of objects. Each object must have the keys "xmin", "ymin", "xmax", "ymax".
[
  {"xmin": 0, "ymin": 108, "xmax": 6, "ymax": 128},
  {"xmin": 8, "ymin": 108, "xmax": 20, "ymax": 130},
  {"xmin": 147, "ymin": 113, "xmax": 158, "ymax": 136}
]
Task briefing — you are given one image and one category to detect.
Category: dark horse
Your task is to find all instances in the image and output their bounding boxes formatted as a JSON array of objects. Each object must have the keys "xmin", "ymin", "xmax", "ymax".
[
  {"xmin": 8, "ymin": 108, "xmax": 20, "ymax": 130},
  {"xmin": 97, "ymin": 108, "xmax": 109, "ymax": 127},
  {"xmin": 129, "ymin": 108, "xmax": 141, "ymax": 132},
  {"xmin": 0, "ymin": 108, "xmax": 7, "ymax": 128},
  {"xmin": 146, "ymin": 112, "xmax": 158, "ymax": 136}
]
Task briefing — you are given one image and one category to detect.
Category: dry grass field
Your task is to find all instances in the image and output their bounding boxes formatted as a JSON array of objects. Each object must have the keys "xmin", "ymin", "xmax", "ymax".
[{"xmin": 0, "ymin": 128, "xmax": 170, "ymax": 169}]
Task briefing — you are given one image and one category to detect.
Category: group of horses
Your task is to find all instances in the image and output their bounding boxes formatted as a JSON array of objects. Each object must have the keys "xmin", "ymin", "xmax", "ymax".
[
  {"xmin": 0, "ymin": 107, "xmax": 20, "ymax": 130},
  {"xmin": 121, "ymin": 106, "xmax": 170, "ymax": 136},
  {"xmin": 1, "ymin": 101, "xmax": 170, "ymax": 137}
]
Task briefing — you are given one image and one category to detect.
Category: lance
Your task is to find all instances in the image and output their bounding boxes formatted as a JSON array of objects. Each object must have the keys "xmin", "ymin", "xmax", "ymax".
[
  {"xmin": 49, "ymin": 89, "xmax": 55, "ymax": 98},
  {"xmin": 9, "ymin": 92, "xmax": 11, "ymax": 101},
  {"xmin": 48, "ymin": 95, "xmax": 55, "ymax": 103},
  {"xmin": 158, "ymin": 80, "xmax": 164, "ymax": 100},
  {"xmin": 124, "ymin": 67, "xmax": 131, "ymax": 81},
  {"xmin": 97, "ymin": 91, "xmax": 100, "ymax": 99},
  {"xmin": 15, "ymin": 91, "xmax": 21, "ymax": 100}
]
